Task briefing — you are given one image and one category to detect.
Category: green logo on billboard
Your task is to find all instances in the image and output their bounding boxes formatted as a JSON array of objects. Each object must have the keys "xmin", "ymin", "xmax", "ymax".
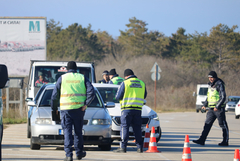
[{"xmin": 29, "ymin": 21, "xmax": 40, "ymax": 32}]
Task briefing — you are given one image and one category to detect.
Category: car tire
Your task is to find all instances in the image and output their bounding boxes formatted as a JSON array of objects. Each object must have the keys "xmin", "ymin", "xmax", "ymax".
[
  {"xmin": 156, "ymin": 127, "xmax": 162, "ymax": 143},
  {"xmin": 235, "ymin": 115, "xmax": 239, "ymax": 119},
  {"xmin": 30, "ymin": 138, "xmax": 41, "ymax": 150},
  {"xmin": 98, "ymin": 144, "xmax": 111, "ymax": 151},
  {"xmin": 27, "ymin": 120, "xmax": 31, "ymax": 138},
  {"xmin": 196, "ymin": 109, "xmax": 199, "ymax": 113}
]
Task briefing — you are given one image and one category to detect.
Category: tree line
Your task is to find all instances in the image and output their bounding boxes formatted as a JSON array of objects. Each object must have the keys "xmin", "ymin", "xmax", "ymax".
[{"xmin": 47, "ymin": 17, "xmax": 240, "ymax": 76}]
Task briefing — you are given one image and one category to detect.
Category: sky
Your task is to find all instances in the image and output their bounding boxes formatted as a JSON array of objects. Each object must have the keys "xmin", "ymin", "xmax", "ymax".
[{"xmin": 1, "ymin": 0, "xmax": 240, "ymax": 38}]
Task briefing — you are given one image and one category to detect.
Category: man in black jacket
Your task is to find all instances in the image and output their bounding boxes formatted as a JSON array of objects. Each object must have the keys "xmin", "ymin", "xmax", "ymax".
[{"xmin": 193, "ymin": 71, "xmax": 229, "ymax": 146}]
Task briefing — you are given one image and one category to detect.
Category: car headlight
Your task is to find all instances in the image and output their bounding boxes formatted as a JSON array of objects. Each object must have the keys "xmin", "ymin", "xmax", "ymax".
[
  {"xmin": 35, "ymin": 118, "xmax": 52, "ymax": 124},
  {"xmin": 91, "ymin": 119, "xmax": 111, "ymax": 125},
  {"xmin": 149, "ymin": 114, "xmax": 159, "ymax": 121}
]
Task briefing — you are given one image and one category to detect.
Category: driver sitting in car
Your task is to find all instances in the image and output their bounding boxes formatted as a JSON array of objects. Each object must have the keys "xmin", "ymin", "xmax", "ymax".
[{"xmin": 35, "ymin": 72, "xmax": 48, "ymax": 87}]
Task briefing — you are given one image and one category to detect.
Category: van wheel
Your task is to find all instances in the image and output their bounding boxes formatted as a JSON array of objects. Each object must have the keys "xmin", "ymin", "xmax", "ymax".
[
  {"xmin": 98, "ymin": 144, "xmax": 111, "ymax": 151},
  {"xmin": 30, "ymin": 138, "xmax": 41, "ymax": 150},
  {"xmin": 235, "ymin": 115, "xmax": 239, "ymax": 119},
  {"xmin": 196, "ymin": 109, "xmax": 199, "ymax": 113}
]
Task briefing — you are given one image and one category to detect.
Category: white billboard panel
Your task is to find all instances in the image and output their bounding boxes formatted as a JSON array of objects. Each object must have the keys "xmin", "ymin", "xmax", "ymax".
[{"xmin": 0, "ymin": 17, "xmax": 46, "ymax": 76}]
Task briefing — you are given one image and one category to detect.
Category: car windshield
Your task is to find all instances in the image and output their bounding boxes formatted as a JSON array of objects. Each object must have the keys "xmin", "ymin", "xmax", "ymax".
[
  {"xmin": 199, "ymin": 87, "xmax": 208, "ymax": 95},
  {"xmin": 34, "ymin": 66, "xmax": 92, "ymax": 87},
  {"xmin": 96, "ymin": 87, "xmax": 119, "ymax": 103},
  {"xmin": 39, "ymin": 89, "xmax": 103, "ymax": 108},
  {"xmin": 228, "ymin": 97, "xmax": 240, "ymax": 103}
]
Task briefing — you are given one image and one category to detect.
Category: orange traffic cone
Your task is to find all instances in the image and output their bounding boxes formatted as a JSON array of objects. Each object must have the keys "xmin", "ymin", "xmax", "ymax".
[
  {"xmin": 233, "ymin": 149, "xmax": 240, "ymax": 161},
  {"xmin": 145, "ymin": 127, "xmax": 160, "ymax": 153},
  {"xmin": 182, "ymin": 135, "xmax": 192, "ymax": 161},
  {"xmin": 143, "ymin": 124, "xmax": 150, "ymax": 149}
]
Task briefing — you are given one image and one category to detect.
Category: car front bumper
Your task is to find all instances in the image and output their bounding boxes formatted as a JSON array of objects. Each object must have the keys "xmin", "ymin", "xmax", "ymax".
[
  {"xmin": 110, "ymin": 118, "xmax": 161, "ymax": 140},
  {"xmin": 225, "ymin": 106, "xmax": 235, "ymax": 111},
  {"xmin": 31, "ymin": 123, "xmax": 112, "ymax": 145}
]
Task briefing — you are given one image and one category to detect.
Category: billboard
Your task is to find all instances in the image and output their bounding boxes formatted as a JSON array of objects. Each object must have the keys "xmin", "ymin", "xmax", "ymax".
[{"xmin": 0, "ymin": 17, "xmax": 46, "ymax": 76}]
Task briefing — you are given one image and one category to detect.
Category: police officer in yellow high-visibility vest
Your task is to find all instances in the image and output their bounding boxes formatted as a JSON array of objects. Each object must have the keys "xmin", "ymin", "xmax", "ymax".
[
  {"xmin": 108, "ymin": 68, "xmax": 124, "ymax": 85},
  {"xmin": 193, "ymin": 71, "xmax": 229, "ymax": 146},
  {"xmin": 113, "ymin": 69, "xmax": 147, "ymax": 153},
  {"xmin": 51, "ymin": 61, "xmax": 95, "ymax": 161}
]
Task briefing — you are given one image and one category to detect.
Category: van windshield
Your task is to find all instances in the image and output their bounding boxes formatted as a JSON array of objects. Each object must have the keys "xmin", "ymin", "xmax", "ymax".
[
  {"xmin": 199, "ymin": 87, "xmax": 208, "ymax": 95},
  {"xmin": 34, "ymin": 66, "xmax": 92, "ymax": 87}
]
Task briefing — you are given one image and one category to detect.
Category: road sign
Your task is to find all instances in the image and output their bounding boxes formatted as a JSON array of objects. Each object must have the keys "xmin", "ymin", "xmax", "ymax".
[
  {"xmin": 151, "ymin": 62, "xmax": 161, "ymax": 81},
  {"xmin": 150, "ymin": 62, "xmax": 161, "ymax": 111},
  {"xmin": 151, "ymin": 72, "xmax": 160, "ymax": 81},
  {"xmin": 150, "ymin": 62, "xmax": 162, "ymax": 72}
]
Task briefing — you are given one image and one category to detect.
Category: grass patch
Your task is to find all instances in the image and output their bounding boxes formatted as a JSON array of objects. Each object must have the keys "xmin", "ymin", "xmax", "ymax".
[{"xmin": 3, "ymin": 118, "xmax": 27, "ymax": 124}]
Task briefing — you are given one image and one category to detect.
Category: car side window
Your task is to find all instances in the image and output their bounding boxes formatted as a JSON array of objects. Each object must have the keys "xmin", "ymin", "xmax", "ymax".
[{"xmin": 39, "ymin": 89, "xmax": 53, "ymax": 106}]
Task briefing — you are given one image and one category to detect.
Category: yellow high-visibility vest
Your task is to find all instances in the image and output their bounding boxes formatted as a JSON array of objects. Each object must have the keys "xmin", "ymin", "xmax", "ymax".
[
  {"xmin": 111, "ymin": 76, "xmax": 124, "ymax": 85},
  {"xmin": 60, "ymin": 73, "xmax": 86, "ymax": 110},
  {"xmin": 120, "ymin": 77, "xmax": 145, "ymax": 111}
]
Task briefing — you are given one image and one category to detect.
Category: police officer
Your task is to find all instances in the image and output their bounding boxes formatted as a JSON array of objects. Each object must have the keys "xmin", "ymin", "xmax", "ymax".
[
  {"xmin": 193, "ymin": 71, "xmax": 229, "ymax": 146},
  {"xmin": 51, "ymin": 61, "xmax": 95, "ymax": 161},
  {"xmin": 99, "ymin": 70, "xmax": 110, "ymax": 84},
  {"xmin": 113, "ymin": 69, "xmax": 147, "ymax": 153},
  {"xmin": 108, "ymin": 68, "xmax": 124, "ymax": 85}
]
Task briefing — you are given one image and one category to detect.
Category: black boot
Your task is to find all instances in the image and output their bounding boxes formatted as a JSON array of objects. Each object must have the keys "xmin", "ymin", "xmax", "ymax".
[
  {"xmin": 76, "ymin": 151, "xmax": 86, "ymax": 160},
  {"xmin": 192, "ymin": 139, "xmax": 205, "ymax": 145},
  {"xmin": 218, "ymin": 141, "xmax": 228, "ymax": 146}
]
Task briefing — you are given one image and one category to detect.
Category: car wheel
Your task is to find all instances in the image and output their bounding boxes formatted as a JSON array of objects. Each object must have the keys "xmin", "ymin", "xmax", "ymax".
[
  {"xmin": 196, "ymin": 109, "xmax": 199, "ymax": 113},
  {"xmin": 27, "ymin": 120, "xmax": 31, "ymax": 138},
  {"xmin": 156, "ymin": 127, "xmax": 162, "ymax": 143},
  {"xmin": 235, "ymin": 115, "xmax": 239, "ymax": 119},
  {"xmin": 30, "ymin": 138, "xmax": 41, "ymax": 150},
  {"xmin": 98, "ymin": 144, "xmax": 111, "ymax": 151}
]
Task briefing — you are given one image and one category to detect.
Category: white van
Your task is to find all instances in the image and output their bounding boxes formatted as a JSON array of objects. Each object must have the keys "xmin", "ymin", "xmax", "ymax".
[
  {"xmin": 26, "ymin": 60, "xmax": 96, "ymax": 102},
  {"xmin": 194, "ymin": 84, "xmax": 208, "ymax": 113}
]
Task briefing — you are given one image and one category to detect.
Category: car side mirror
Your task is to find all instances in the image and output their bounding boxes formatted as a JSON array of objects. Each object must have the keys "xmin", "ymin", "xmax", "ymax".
[
  {"xmin": 105, "ymin": 102, "xmax": 115, "ymax": 108},
  {"xmin": 27, "ymin": 101, "xmax": 37, "ymax": 107},
  {"xmin": 25, "ymin": 97, "xmax": 33, "ymax": 102},
  {"xmin": 193, "ymin": 92, "xmax": 196, "ymax": 97},
  {"xmin": 144, "ymin": 100, "xmax": 146, "ymax": 105}
]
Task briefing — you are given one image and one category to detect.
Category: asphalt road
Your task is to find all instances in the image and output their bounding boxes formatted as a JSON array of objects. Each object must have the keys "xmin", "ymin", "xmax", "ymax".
[{"xmin": 2, "ymin": 112, "xmax": 240, "ymax": 161}]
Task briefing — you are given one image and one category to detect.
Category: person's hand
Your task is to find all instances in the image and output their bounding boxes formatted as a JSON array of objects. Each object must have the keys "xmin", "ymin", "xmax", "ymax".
[
  {"xmin": 81, "ymin": 105, "xmax": 87, "ymax": 111},
  {"xmin": 202, "ymin": 106, "xmax": 206, "ymax": 110},
  {"xmin": 56, "ymin": 110, "xmax": 59, "ymax": 115},
  {"xmin": 214, "ymin": 107, "xmax": 218, "ymax": 111}
]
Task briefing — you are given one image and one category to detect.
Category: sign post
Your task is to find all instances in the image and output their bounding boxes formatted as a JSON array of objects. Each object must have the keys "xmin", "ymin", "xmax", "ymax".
[{"xmin": 151, "ymin": 62, "xmax": 161, "ymax": 111}]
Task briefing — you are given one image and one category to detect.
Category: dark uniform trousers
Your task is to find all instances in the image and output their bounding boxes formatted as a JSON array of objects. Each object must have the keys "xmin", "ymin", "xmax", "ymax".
[
  {"xmin": 199, "ymin": 108, "xmax": 229, "ymax": 143},
  {"xmin": 61, "ymin": 107, "xmax": 85, "ymax": 157},
  {"xmin": 120, "ymin": 109, "xmax": 143, "ymax": 149}
]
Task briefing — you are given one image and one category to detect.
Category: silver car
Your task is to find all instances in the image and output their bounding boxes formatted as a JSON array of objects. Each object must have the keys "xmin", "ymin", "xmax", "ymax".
[
  {"xmin": 27, "ymin": 84, "xmax": 113, "ymax": 151},
  {"xmin": 225, "ymin": 96, "xmax": 240, "ymax": 112},
  {"xmin": 93, "ymin": 83, "xmax": 162, "ymax": 143}
]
